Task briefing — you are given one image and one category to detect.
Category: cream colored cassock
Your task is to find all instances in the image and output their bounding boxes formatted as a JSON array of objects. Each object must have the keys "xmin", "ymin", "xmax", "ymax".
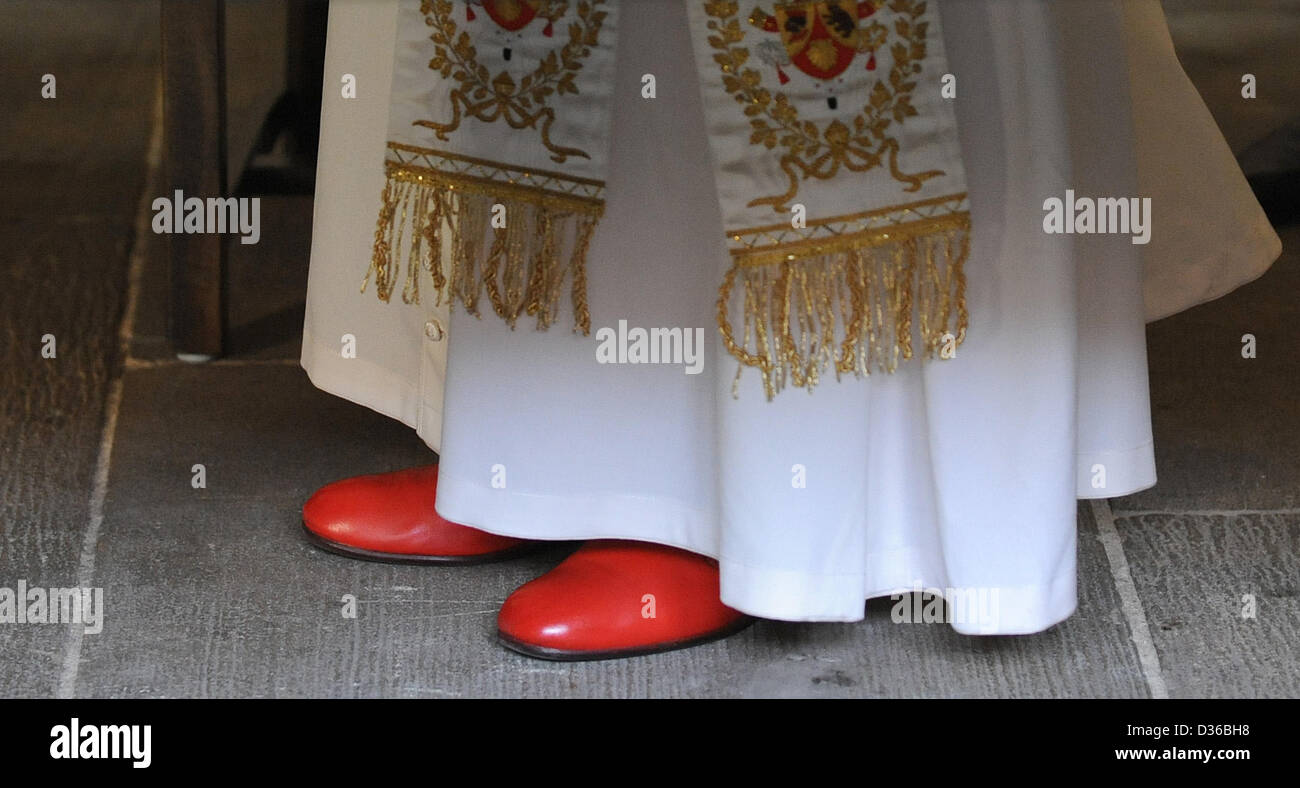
[{"xmin": 302, "ymin": 0, "xmax": 1280, "ymax": 632}]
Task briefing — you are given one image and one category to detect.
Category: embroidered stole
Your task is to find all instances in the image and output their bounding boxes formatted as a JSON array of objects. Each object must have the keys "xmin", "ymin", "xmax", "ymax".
[{"xmin": 365, "ymin": 0, "xmax": 970, "ymax": 399}]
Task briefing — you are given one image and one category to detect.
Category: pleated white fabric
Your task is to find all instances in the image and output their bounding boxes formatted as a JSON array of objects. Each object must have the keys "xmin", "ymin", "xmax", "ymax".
[{"xmin": 302, "ymin": 0, "xmax": 1281, "ymax": 633}]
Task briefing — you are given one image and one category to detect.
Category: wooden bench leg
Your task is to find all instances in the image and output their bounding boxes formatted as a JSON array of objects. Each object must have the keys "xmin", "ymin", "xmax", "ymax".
[{"xmin": 161, "ymin": 0, "xmax": 227, "ymax": 361}]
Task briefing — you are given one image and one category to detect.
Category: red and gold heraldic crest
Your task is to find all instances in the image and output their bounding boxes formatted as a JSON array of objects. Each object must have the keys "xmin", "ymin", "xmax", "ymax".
[{"xmin": 753, "ymin": 1, "xmax": 883, "ymax": 81}]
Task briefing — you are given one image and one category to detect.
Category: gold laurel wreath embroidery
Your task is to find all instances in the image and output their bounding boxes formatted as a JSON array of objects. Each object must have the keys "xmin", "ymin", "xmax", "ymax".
[
  {"xmin": 704, "ymin": 0, "xmax": 944, "ymax": 212},
  {"xmin": 417, "ymin": 0, "xmax": 608, "ymax": 163}
]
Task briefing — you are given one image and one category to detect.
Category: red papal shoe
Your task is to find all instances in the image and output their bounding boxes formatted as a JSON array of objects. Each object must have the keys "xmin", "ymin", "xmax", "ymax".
[
  {"xmin": 497, "ymin": 540, "xmax": 753, "ymax": 660},
  {"xmin": 302, "ymin": 464, "xmax": 535, "ymax": 564}
]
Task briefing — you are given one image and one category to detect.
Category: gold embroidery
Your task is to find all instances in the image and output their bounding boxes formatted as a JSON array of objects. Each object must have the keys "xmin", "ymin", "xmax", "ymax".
[
  {"xmin": 386, "ymin": 143, "xmax": 604, "ymax": 213},
  {"xmin": 418, "ymin": 0, "xmax": 609, "ymax": 163},
  {"xmin": 727, "ymin": 192, "xmax": 967, "ymax": 263},
  {"xmin": 704, "ymin": 0, "xmax": 943, "ymax": 212},
  {"xmin": 367, "ymin": 1, "xmax": 968, "ymax": 400},
  {"xmin": 702, "ymin": 2, "xmax": 968, "ymax": 397}
]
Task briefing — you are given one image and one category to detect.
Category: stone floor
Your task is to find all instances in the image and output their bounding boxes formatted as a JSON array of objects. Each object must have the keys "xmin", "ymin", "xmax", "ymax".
[{"xmin": 1, "ymin": 1, "xmax": 1297, "ymax": 698}]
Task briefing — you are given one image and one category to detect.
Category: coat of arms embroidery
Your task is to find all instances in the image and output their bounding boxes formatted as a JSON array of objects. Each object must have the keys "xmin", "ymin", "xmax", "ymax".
[
  {"xmin": 418, "ymin": 0, "xmax": 608, "ymax": 163},
  {"xmin": 705, "ymin": 0, "xmax": 943, "ymax": 211}
]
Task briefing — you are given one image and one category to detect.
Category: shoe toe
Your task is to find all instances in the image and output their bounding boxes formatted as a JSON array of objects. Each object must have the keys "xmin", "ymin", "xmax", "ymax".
[
  {"xmin": 301, "ymin": 478, "xmax": 357, "ymax": 540},
  {"xmin": 302, "ymin": 466, "xmax": 528, "ymax": 560},
  {"xmin": 497, "ymin": 575, "xmax": 585, "ymax": 652}
]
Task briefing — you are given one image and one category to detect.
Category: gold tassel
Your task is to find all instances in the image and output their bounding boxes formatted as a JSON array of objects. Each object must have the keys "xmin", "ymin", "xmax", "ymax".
[
  {"xmin": 363, "ymin": 158, "xmax": 603, "ymax": 335},
  {"xmin": 569, "ymin": 215, "xmax": 597, "ymax": 335},
  {"xmin": 717, "ymin": 213, "xmax": 971, "ymax": 400},
  {"xmin": 363, "ymin": 177, "xmax": 400, "ymax": 302}
]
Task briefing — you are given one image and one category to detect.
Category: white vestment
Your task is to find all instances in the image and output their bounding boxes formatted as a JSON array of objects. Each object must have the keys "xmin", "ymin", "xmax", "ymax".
[{"xmin": 302, "ymin": 0, "xmax": 1280, "ymax": 632}]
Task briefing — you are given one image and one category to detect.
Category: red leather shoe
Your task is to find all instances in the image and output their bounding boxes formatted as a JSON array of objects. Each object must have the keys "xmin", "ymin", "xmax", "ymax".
[
  {"xmin": 497, "ymin": 540, "xmax": 753, "ymax": 660},
  {"xmin": 302, "ymin": 464, "xmax": 534, "ymax": 564}
]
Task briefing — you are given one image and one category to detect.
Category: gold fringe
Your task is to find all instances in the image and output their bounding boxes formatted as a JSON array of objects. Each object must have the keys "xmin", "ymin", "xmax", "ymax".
[
  {"xmin": 362, "ymin": 161, "xmax": 601, "ymax": 334},
  {"xmin": 717, "ymin": 213, "xmax": 971, "ymax": 400}
]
